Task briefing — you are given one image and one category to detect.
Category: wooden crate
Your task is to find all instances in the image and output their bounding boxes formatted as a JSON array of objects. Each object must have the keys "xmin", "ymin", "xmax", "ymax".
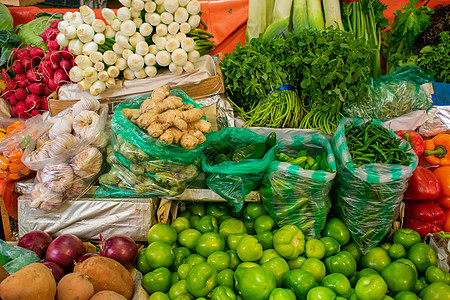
[
  {"xmin": 48, "ymin": 54, "xmax": 225, "ymax": 116},
  {"xmin": 0, "ymin": 0, "xmax": 43, "ymax": 6}
]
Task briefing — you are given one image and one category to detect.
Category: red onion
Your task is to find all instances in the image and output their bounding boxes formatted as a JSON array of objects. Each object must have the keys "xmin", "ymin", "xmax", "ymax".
[
  {"xmin": 76, "ymin": 252, "xmax": 101, "ymax": 263},
  {"xmin": 45, "ymin": 234, "xmax": 86, "ymax": 271},
  {"xmin": 41, "ymin": 261, "xmax": 65, "ymax": 282},
  {"xmin": 18, "ymin": 230, "xmax": 53, "ymax": 259},
  {"xmin": 99, "ymin": 235, "xmax": 138, "ymax": 269}
]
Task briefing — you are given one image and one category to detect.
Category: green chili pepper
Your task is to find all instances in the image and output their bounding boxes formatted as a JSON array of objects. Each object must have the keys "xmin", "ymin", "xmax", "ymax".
[
  {"xmin": 277, "ymin": 153, "xmax": 294, "ymax": 162},
  {"xmin": 214, "ymin": 153, "xmax": 231, "ymax": 164},
  {"xmin": 291, "ymin": 156, "xmax": 307, "ymax": 165},
  {"xmin": 297, "ymin": 150, "xmax": 308, "ymax": 158},
  {"xmin": 232, "ymin": 143, "xmax": 267, "ymax": 162},
  {"xmin": 306, "ymin": 156, "xmax": 315, "ymax": 167},
  {"xmin": 311, "ymin": 156, "xmax": 321, "ymax": 171},
  {"xmin": 266, "ymin": 132, "xmax": 277, "ymax": 149}
]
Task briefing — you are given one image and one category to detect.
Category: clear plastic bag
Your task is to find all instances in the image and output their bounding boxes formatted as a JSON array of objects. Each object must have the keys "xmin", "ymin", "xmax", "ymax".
[
  {"xmin": 331, "ymin": 118, "xmax": 418, "ymax": 253},
  {"xmin": 201, "ymin": 127, "xmax": 276, "ymax": 211},
  {"xmin": 22, "ymin": 97, "xmax": 108, "ymax": 211},
  {"xmin": 343, "ymin": 66, "xmax": 434, "ymax": 121},
  {"xmin": 260, "ymin": 132, "xmax": 336, "ymax": 238},
  {"xmin": 0, "ymin": 240, "xmax": 40, "ymax": 274}
]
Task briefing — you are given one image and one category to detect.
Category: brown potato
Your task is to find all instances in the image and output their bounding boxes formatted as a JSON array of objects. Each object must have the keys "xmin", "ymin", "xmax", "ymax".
[
  {"xmin": 56, "ymin": 272, "xmax": 95, "ymax": 300},
  {"xmin": 0, "ymin": 262, "xmax": 56, "ymax": 300},
  {"xmin": 90, "ymin": 290, "xmax": 128, "ymax": 300},
  {"xmin": 0, "ymin": 266, "xmax": 9, "ymax": 284},
  {"xmin": 74, "ymin": 256, "xmax": 134, "ymax": 300}
]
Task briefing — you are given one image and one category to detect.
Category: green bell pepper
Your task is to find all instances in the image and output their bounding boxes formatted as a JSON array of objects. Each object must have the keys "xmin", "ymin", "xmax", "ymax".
[
  {"xmin": 195, "ymin": 215, "xmax": 219, "ymax": 233},
  {"xmin": 172, "ymin": 247, "xmax": 192, "ymax": 271},
  {"xmin": 394, "ymin": 291, "xmax": 419, "ymax": 300},
  {"xmin": 361, "ymin": 247, "xmax": 391, "ymax": 274},
  {"xmin": 425, "ymin": 266, "xmax": 450, "ymax": 285},
  {"xmin": 218, "ymin": 268, "xmax": 234, "ymax": 288},
  {"xmin": 186, "ymin": 262, "xmax": 218, "ymax": 298},
  {"xmin": 195, "ymin": 232, "xmax": 226, "ymax": 258},
  {"xmin": 393, "ymin": 229, "xmax": 421, "ymax": 250},
  {"xmin": 171, "ymin": 217, "xmax": 191, "ymax": 234},
  {"xmin": 261, "ymin": 257, "xmax": 290, "ymax": 288},
  {"xmin": 226, "ymin": 249, "xmax": 241, "ymax": 270},
  {"xmin": 381, "ymin": 261, "xmax": 417, "ymax": 294},
  {"xmin": 207, "ymin": 251, "xmax": 231, "ymax": 272},
  {"xmin": 236, "ymin": 266, "xmax": 276, "ymax": 300},
  {"xmin": 219, "ymin": 218, "xmax": 247, "ymax": 239},
  {"xmin": 324, "ymin": 251, "xmax": 357, "ymax": 278},
  {"xmin": 408, "ymin": 243, "xmax": 438, "ymax": 273},
  {"xmin": 321, "ymin": 273, "xmax": 352, "ymax": 299},
  {"xmin": 145, "ymin": 241, "xmax": 174, "ymax": 269},
  {"xmin": 259, "ymin": 249, "xmax": 282, "ymax": 265},
  {"xmin": 284, "ymin": 269, "xmax": 318, "ymax": 300},
  {"xmin": 355, "ymin": 274, "xmax": 388, "ymax": 300},
  {"xmin": 142, "ymin": 267, "xmax": 172, "ymax": 294},
  {"xmin": 273, "ymin": 225, "xmax": 305, "ymax": 260},
  {"xmin": 168, "ymin": 279, "xmax": 190, "ymax": 300},
  {"xmin": 300, "ymin": 258, "xmax": 327, "ymax": 283},
  {"xmin": 266, "ymin": 132, "xmax": 277, "ymax": 149},
  {"xmin": 178, "ymin": 229, "xmax": 202, "ymax": 251},
  {"xmin": 236, "ymin": 235, "xmax": 264, "ymax": 262},
  {"xmin": 306, "ymin": 286, "xmax": 337, "ymax": 300},
  {"xmin": 419, "ymin": 282, "xmax": 450, "ymax": 300},
  {"xmin": 210, "ymin": 285, "xmax": 237, "ymax": 300},
  {"xmin": 148, "ymin": 223, "xmax": 178, "ymax": 245},
  {"xmin": 322, "ymin": 218, "xmax": 350, "ymax": 246},
  {"xmin": 148, "ymin": 291, "xmax": 170, "ymax": 300},
  {"xmin": 269, "ymin": 288, "xmax": 296, "ymax": 300},
  {"xmin": 256, "ymin": 230, "xmax": 274, "ymax": 250}
]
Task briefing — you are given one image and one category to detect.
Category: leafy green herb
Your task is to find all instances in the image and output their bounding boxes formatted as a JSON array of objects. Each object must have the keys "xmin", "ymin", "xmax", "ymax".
[
  {"xmin": 0, "ymin": 30, "xmax": 20, "ymax": 69},
  {"xmin": 416, "ymin": 31, "xmax": 450, "ymax": 83}
]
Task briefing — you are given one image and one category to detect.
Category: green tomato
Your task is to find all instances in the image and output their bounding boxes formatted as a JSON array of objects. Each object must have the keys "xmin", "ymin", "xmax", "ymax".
[
  {"xmin": 261, "ymin": 257, "xmax": 290, "ymax": 288},
  {"xmin": 177, "ymin": 263, "xmax": 192, "ymax": 280},
  {"xmin": 185, "ymin": 254, "xmax": 206, "ymax": 267},
  {"xmin": 396, "ymin": 259, "xmax": 419, "ymax": 279},
  {"xmin": 389, "ymin": 243, "xmax": 407, "ymax": 260},
  {"xmin": 171, "ymin": 217, "xmax": 191, "ymax": 234},
  {"xmin": 236, "ymin": 266, "xmax": 276, "ymax": 300},
  {"xmin": 172, "ymin": 247, "xmax": 192, "ymax": 271},
  {"xmin": 380, "ymin": 243, "xmax": 392, "ymax": 252},
  {"xmin": 412, "ymin": 276, "xmax": 428, "ymax": 295},
  {"xmin": 320, "ymin": 236, "xmax": 341, "ymax": 258},
  {"xmin": 218, "ymin": 268, "xmax": 234, "ymax": 288},
  {"xmin": 361, "ymin": 247, "xmax": 391, "ymax": 274},
  {"xmin": 195, "ymin": 215, "xmax": 219, "ymax": 233},
  {"xmin": 178, "ymin": 229, "xmax": 202, "ymax": 251},
  {"xmin": 284, "ymin": 269, "xmax": 318, "ymax": 300},
  {"xmin": 227, "ymin": 233, "xmax": 247, "ymax": 251},
  {"xmin": 288, "ymin": 256, "xmax": 307, "ymax": 270},
  {"xmin": 324, "ymin": 251, "xmax": 357, "ymax": 278},
  {"xmin": 236, "ymin": 235, "xmax": 263, "ymax": 262},
  {"xmin": 171, "ymin": 294, "xmax": 193, "ymax": 300},
  {"xmin": 244, "ymin": 219, "xmax": 256, "ymax": 235},
  {"xmin": 171, "ymin": 272, "xmax": 180, "ymax": 285},
  {"xmin": 234, "ymin": 262, "xmax": 260, "ymax": 285},
  {"xmin": 189, "ymin": 214, "xmax": 201, "ymax": 228},
  {"xmin": 355, "ymin": 274, "xmax": 388, "ymax": 300},
  {"xmin": 306, "ymin": 286, "xmax": 337, "ymax": 300},
  {"xmin": 219, "ymin": 214, "xmax": 232, "ymax": 224},
  {"xmin": 425, "ymin": 266, "xmax": 450, "ymax": 285},
  {"xmin": 210, "ymin": 285, "xmax": 237, "ymax": 300},
  {"xmin": 341, "ymin": 241, "xmax": 363, "ymax": 265},
  {"xmin": 273, "ymin": 225, "xmax": 305, "ymax": 260},
  {"xmin": 195, "ymin": 232, "xmax": 226, "ymax": 258},
  {"xmin": 142, "ymin": 267, "xmax": 172, "ymax": 294},
  {"xmin": 168, "ymin": 279, "xmax": 190, "ymax": 300},
  {"xmin": 189, "ymin": 203, "xmax": 207, "ymax": 217},
  {"xmin": 300, "ymin": 258, "xmax": 326, "ymax": 283},
  {"xmin": 178, "ymin": 210, "xmax": 192, "ymax": 219},
  {"xmin": 254, "ymin": 215, "xmax": 276, "ymax": 233},
  {"xmin": 321, "ymin": 273, "xmax": 352, "ymax": 299},
  {"xmin": 207, "ymin": 203, "xmax": 230, "ymax": 219},
  {"xmin": 145, "ymin": 241, "xmax": 174, "ymax": 269},
  {"xmin": 394, "ymin": 291, "xmax": 419, "ymax": 300},
  {"xmin": 243, "ymin": 203, "xmax": 268, "ymax": 220},
  {"xmin": 305, "ymin": 239, "xmax": 326, "ymax": 259},
  {"xmin": 269, "ymin": 288, "xmax": 296, "ymax": 300},
  {"xmin": 419, "ymin": 282, "xmax": 450, "ymax": 300},
  {"xmin": 381, "ymin": 261, "xmax": 417, "ymax": 294},
  {"xmin": 219, "ymin": 217, "xmax": 247, "ymax": 239},
  {"xmin": 148, "ymin": 223, "xmax": 178, "ymax": 245},
  {"xmin": 408, "ymin": 243, "xmax": 437, "ymax": 274},
  {"xmin": 185, "ymin": 262, "xmax": 218, "ymax": 298},
  {"xmin": 259, "ymin": 249, "xmax": 282, "ymax": 265},
  {"xmin": 207, "ymin": 251, "xmax": 231, "ymax": 272},
  {"xmin": 226, "ymin": 249, "xmax": 241, "ymax": 270},
  {"xmin": 393, "ymin": 229, "xmax": 421, "ymax": 250},
  {"xmin": 149, "ymin": 291, "xmax": 170, "ymax": 300},
  {"xmin": 256, "ymin": 230, "xmax": 274, "ymax": 250},
  {"xmin": 136, "ymin": 249, "xmax": 152, "ymax": 274},
  {"xmin": 358, "ymin": 268, "xmax": 380, "ymax": 281},
  {"xmin": 322, "ymin": 218, "xmax": 350, "ymax": 246}
]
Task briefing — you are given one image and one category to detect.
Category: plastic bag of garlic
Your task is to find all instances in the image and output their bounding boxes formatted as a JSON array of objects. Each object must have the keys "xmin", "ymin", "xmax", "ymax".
[{"xmin": 22, "ymin": 97, "xmax": 108, "ymax": 211}]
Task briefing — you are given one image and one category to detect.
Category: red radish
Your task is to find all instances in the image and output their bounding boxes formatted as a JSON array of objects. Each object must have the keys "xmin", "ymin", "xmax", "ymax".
[
  {"xmin": 43, "ymin": 86, "xmax": 52, "ymax": 96},
  {"xmin": 17, "ymin": 49, "xmax": 29, "ymax": 60},
  {"xmin": 71, "ymin": 56, "xmax": 76, "ymax": 66},
  {"xmin": 11, "ymin": 49, "xmax": 17, "ymax": 60},
  {"xmin": 15, "ymin": 88, "xmax": 28, "ymax": 101},
  {"xmin": 30, "ymin": 109, "xmax": 41, "ymax": 116},
  {"xmin": 38, "ymin": 62, "xmax": 44, "ymax": 74},
  {"xmin": 61, "ymin": 48, "xmax": 73, "ymax": 60},
  {"xmin": 59, "ymin": 59, "xmax": 71, "ymax": 71},
  {"xmin": 12, "ymin": 60, "xmax": 25, "ymax": 74},
  {"xmin": 9, "ymin": 94, "xmax": 17, "ymax": 106},
  {"xmin": 25, "ymin": 94, "xmax": 40, "ymax": 109},
  {"xmin": 50, "ymin": 20, "xmax": 60, "ymax": 29},
  {"xmin": 48, "ymin": 79, "xmax": 58, "ymax": 91},
  {"xmin": 30, "ymin": 47, "xmax": 45, "ymax": 59},
  {"xmin": 2, "ymin": 90, "xmax": 13, "ymax": 99},
  {"xmin": 15, "ymin": 74, "xmax": 28, "ymax": 88},
  {"xmin": 26, "ymin": 69, "xmax": 41, "ymax": 82},
  {"xmin": 42, "ymin": 65, "xmax": 54, "ymax": 80},
  {"xmin": 54, "ymin": 69, "xmax": 68, "ymax": 83},
  {"xmin": 49, "ymin": 51, "xmax": 61, "ymax": 63},
  {"xmin": 15, "ymin": 101, "xmax": 27, "ymax": 115},
  {"xmin": 22, "ymin": 56, "xmax": 36, "ymax": 69},
  {"xmin": 7, "ymin": 80, "xmax": 17, "ymax": 90},
  {"xmin": 10, "ymin": 106, "xmax": 17, "ymax": 117},
  {"xmin": 28, "ymin": 82, "xmax": 45, "ymax": 95},
  {"xmin": 50, "ymin": 60, "xmax": 59, "ymax": 70},
  {"xmin": 47, "ymin": 40, "xmax": 59, "ymax": 52},
  {"xmin": 40, "ymin": 97, "xmax": 49, "ymax": 110}
]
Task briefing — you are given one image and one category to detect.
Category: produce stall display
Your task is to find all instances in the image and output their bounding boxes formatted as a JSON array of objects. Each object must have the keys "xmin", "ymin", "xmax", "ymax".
[{"xmin": 0, "ymin": 0, "xmax": 448, "ymax": 299}]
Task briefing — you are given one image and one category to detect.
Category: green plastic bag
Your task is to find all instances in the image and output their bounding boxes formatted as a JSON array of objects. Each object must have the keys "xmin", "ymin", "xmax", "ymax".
[
  {"xmin": 343, "ymin": 66, "xmax": 434, "ymax": 121},
  {"xmin": 111, "ymin": 89, "xmax": 213, "ymax": 165},
  {"xmin": 0, "ymin": 240, "xmax": 40, "ymax": 274},
  {"xmin": 201, "ymin": 127, "xmax": 276, "ymax": 212},
  {"xmin": 259, "ymin": 131, "xmax": 336, "ymax": 238},
  {"xmin": 331, "ymin": 118, "xmax": 418, "ymax": 253}
]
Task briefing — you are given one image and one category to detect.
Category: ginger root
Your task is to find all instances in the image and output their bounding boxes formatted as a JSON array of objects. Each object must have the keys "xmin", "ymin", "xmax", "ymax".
[
  {"xmin": 141, "ymin": 96, "xmax": 183, "ymax": 114},
  {"xmin": 182, "ymin": 108, "xmax": 204, "ymax": 123},
  {"xmin": 180, "ymin": 134, "xmax": 199, "ymax": 150},
  {"xmin": 157, "ymin": 110, "xmax": 188, "ymax": 131},
  {"xmin": 147, "ymin": 122, "xmax": 171, "ymax": 138},
  {"xmin": 178, "ymin": 104, "xmax": 195, "ymax": 111},
  {"xmin": 122, "ymin": 108, "xmax": 142, "ymax": 124},
  {"xmin": 160, "ymin": 127, "xmax": 183, "ymax": 144},
  {"xmin": 186, "ymin": 129, "xmax": 206, "ymax": 144},
  {"xmin": 137, "ymin": 111, "xmax": 158, "ymax": 129},
  {"xmin": 189, "ymin": 119, "xmax": 212, "ymax": 133},
  {"xmin": 150, "ymin": 85, "xmax": 171, "ymax": 102}
]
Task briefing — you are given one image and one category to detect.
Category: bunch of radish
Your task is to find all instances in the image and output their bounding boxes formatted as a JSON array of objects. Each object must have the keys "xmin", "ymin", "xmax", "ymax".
[{"xmin": 1, "ymin": 20, "xmax": 75, "ymax": 119}]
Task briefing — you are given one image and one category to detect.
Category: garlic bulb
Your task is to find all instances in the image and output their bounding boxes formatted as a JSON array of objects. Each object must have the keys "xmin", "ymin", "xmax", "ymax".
[
  {"xmin": 90, "ymin": 132, "xmax": 109, "ymax": 148},
  {"xmin": 72, "ymin": 96, "xmax": 101, "ymax": 117},
  {"xmin": 41, "ymin": 163, "xmax": 74, "ymax": 193},
  {"xmin": 71, "ymin": 146, "xmax": 103, "ymax": 178},
  {"xmin": 28, "ymin": 147, "xmax": 50, "ymax": 162},
  {"xmin": 36, "ymin": 131, "xmax": 50, "ymax": 149},
  {"xmin": 49, "ymin": 115, "xmax": 74, "ymax": 140},
  {"xmin": 64, "ymin": 176, "xmax": 87, "ymax": 199},
  {"xmin": 30, "ymin": 183, "xmax": 64, "ymax": 211},
  {"xmin": 49, "ymin": 133, "xmax": 78, "ymax": 157},
  {"xmin": 73, "ymin": 110, "xmax": 100, "ymax": 139}
]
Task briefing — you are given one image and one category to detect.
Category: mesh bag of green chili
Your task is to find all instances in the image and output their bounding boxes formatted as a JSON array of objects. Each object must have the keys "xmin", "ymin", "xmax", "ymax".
[
  {"xmin": 331, "ymin": 118, "xmax": 418, "ymax": 253},
  {"xmin": 343, "ymin": 66, "xmax": 434, "ymax": 121},
  {"xmin": 201, "ymin": 127, "xmax": 277, "ymax": 212},
  {"xmin": 259, "ymin": 131, "xmax": 337, "ymax": 239}
]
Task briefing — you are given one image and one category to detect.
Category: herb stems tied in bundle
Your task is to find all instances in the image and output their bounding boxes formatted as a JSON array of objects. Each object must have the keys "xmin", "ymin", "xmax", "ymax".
[{"xmin": 187, "ymin": 28, "xmax": 216, "ymax": 56}]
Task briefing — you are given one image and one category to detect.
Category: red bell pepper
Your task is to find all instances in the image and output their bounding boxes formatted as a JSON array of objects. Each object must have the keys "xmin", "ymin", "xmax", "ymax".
[
  {"xmin": 404, "ymin": 165, "xmax": 440, "ymax": 201},
  {"xmin": 404, "ymin": 201, "xmax": 446, "ymax": 237},
  {"xmin": 443, "ymin": 209, "xmax": 450, "ymax": 232},
  {"xmin": 396, "ymin": 130, "xmax": 424, "ymax": 157}
]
